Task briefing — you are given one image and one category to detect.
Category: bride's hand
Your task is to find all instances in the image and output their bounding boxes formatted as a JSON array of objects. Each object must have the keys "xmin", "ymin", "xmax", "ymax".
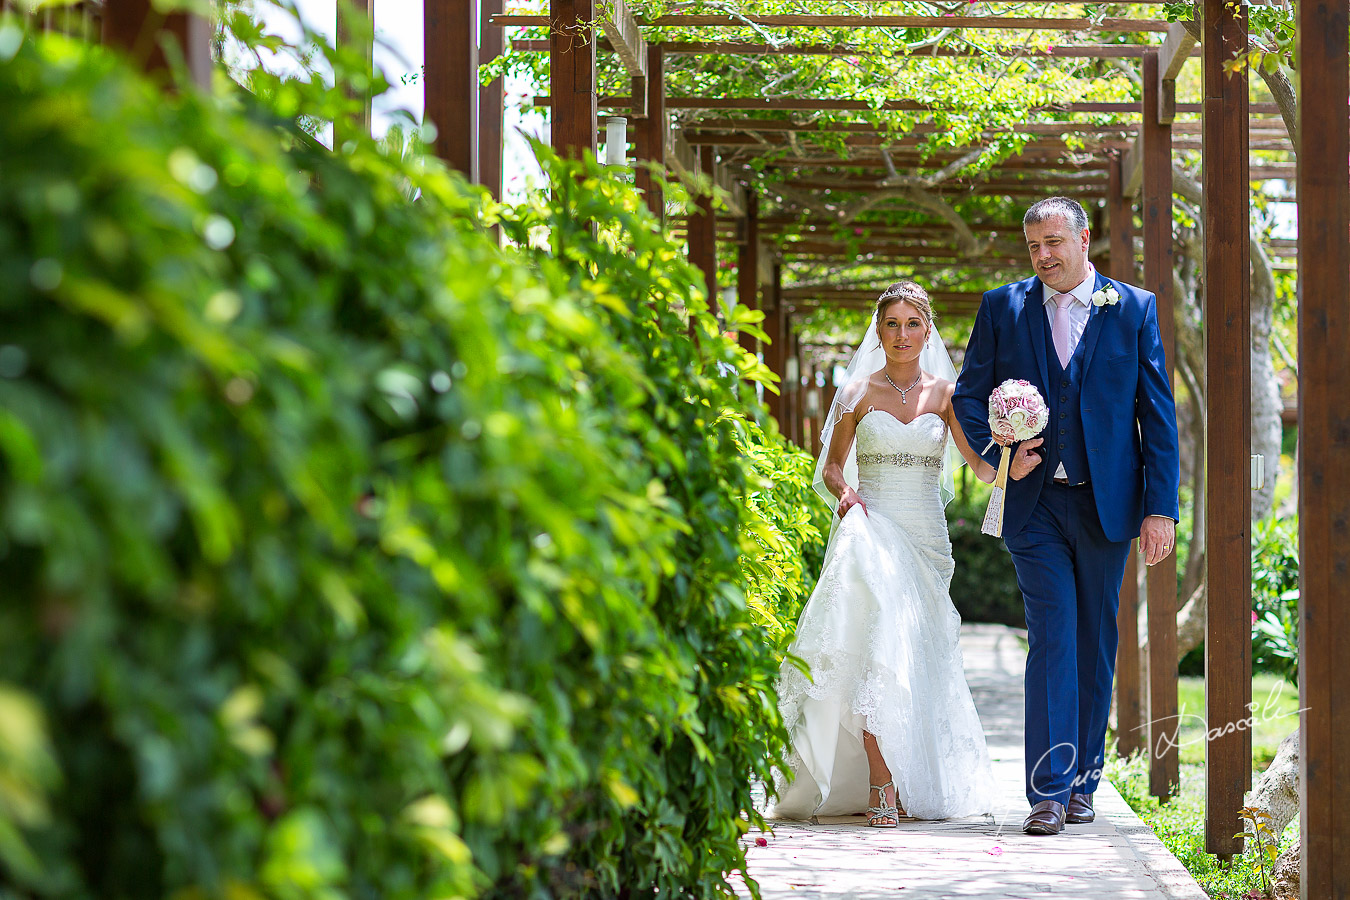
[{"xmin": 836, "ymin": 487, "xmax": 867, "ymax": 519}]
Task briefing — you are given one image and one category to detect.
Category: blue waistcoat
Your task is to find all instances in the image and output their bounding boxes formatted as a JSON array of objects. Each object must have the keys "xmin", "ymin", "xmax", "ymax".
[{"xmin": 1042, "ymin": 309, "xmax": 1091, "ymax": 485}]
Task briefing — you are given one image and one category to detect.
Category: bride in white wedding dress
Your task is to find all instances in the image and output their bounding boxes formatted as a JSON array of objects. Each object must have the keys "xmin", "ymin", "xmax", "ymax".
[{"xmin": 771, "ymin": 282, "xmax": 1001, "ymax": 825}]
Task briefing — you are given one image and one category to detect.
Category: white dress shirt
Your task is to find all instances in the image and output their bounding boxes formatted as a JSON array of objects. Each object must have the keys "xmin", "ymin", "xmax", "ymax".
[{"xmin": 1042, "ymin": 264, "xmax": 1096, "ymax": 480}]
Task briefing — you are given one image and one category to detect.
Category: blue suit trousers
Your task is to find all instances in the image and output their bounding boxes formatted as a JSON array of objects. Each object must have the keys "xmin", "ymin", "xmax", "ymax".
[{"xmin": 1004, "ymin": 482, "xmax": 1132, "ymax": 807}]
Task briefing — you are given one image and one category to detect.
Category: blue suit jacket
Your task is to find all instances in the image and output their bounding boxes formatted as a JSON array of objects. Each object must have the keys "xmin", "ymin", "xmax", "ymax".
[{"xmin": 953, "ymin": 272, "xmax": 1182, "ymax": 543}]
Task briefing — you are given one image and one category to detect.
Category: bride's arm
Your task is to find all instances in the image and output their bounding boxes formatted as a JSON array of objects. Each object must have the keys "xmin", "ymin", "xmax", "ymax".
[
  {"xmin": 941, "ymin": 382, "xmax": 997, "ymax": 483},
  {"xmin": 822, "ymin": 402, "xmax": 867, "ymax": 517}
]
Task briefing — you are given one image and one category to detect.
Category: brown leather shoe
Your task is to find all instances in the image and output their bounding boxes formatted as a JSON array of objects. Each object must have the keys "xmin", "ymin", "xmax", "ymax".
[
  {"xmin": 1066, "ymin": 792, "xmax": 1095, "ymax": 824},
  {"xmin": 1022, "ymin": 800, "xmax": 1067, "ymax": 835}
]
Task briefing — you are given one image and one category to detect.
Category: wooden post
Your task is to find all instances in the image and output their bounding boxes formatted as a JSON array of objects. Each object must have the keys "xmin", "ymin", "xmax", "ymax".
[
  {"xmin": 737, "ymin": 193, "xmax": 760, "ymax": 357},
  {"xmin": 687, "ymin": 145, "xmax": 718, "ymax": 309},
  {"xmin": 788, "ymin": 330, "xmax": 804, "ymax": 447},
  {"xmin": 1108, "ymin": 154, "xmax": 1137, "ymax": 284},
  {"xmin": 634, "ymin": 44, "xmax": 666, "ymax": 220},
  {"xmin": 426, "ymin": 0, "xmax": 478, "ymax": 178},
  {"xmin": 1116, "ymin": 549, "xmax": 1144, "ymax": 757},
  {"xmin": 478, "ymin": 0, "xmax": 505, "ymax": 200},
  {"xmin": 1201, "ymin": 0, "xmax": 1251, "ymax": 858},
  {"xmin": 549, "ymin": 0, "xmax": 596, "ymax": 160},
  {"xmin": 335, "ymin": 0, "xmax": 375, "ymax": 148},
  {"xmin": 1140, "ymin": 49, "xmax": 1179, "ymax": 802},
  {"xmin": 102, "ymin": 0, "xmax": 211, "ymax": 88},
  {"xmin": 1297, "ymin": 0, "xmax": 1350, "ymax": 892},
  {"xmin": 765, "ymin": 263, "xmax": 787, "ymax": 431},
  {"xmin": 814, "ymin": 368, "xmax": 828, "ymax": 456},
  {"xmin": 1108, "ymin": 152, "xmax": 1144, "ymax": 759}
]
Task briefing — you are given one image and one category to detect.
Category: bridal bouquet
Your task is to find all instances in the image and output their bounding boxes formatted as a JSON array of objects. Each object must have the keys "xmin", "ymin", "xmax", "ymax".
[{"xmin": 981, "ymin": 379, "xmax": 1049, "ymax": 537}]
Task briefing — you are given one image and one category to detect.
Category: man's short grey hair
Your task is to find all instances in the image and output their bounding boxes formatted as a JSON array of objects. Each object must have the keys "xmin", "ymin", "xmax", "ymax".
[{"xmin": 1023, "ymin": 197, "xmax": 1089, "ymax": 234}]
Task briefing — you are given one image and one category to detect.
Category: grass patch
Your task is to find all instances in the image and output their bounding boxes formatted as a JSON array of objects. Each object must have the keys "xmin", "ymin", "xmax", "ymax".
[
  {"xmin": 1173, "ymin": 674, "xmax": 1302, "ymax": 769},
  {"xmin": 1107, "ymin": 675, "xmax": 1301, "ymax": 900}
]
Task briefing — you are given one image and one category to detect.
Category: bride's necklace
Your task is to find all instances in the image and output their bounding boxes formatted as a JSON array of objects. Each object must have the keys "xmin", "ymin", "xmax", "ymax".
[{"xmin": 884, "ymin": 371, "xmax": 922, "ymax": 404}]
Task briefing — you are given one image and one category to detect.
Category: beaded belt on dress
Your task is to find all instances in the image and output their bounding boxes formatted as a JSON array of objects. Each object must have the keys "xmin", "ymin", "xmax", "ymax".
[{"xmin": 855, "ymin": 452, "xmax": 943, "ymax": 468}]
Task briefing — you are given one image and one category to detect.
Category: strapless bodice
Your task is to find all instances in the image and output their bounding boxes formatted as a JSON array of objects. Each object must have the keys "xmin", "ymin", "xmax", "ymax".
[{"xmin": 855, "ymin": 407, "xmax": 946, "ymax": 494}]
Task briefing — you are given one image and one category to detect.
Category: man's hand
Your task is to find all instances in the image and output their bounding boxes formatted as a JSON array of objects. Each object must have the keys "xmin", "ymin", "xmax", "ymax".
[
  {"xmin": 1009, "ymin": 438, "xmax": 1044, "ymax": 481},
  {"xmin": 1141, "ymin": 515, "xmax": 1176, "ymax": 566},
  {"xmin": 837, "ymin": 486, "xmax": 868, "ymax": 519}
]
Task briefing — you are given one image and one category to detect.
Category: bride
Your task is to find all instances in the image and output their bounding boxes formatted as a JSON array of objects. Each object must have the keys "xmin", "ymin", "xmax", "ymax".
[{"xmin": 771, "ymin": 281, "xmax": 1000, "ymax": 825}]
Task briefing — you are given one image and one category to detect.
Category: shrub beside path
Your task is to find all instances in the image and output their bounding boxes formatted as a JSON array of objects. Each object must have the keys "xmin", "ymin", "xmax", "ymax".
[{"xmin": 734, "ymin": 624, "xmax": 1208, "ymax": 900}]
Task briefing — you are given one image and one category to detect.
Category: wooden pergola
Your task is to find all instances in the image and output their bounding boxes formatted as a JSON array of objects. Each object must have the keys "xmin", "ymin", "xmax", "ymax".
[{"xmin": 79, "ymin": 0, "xmax": 1350, "ymax": 894}]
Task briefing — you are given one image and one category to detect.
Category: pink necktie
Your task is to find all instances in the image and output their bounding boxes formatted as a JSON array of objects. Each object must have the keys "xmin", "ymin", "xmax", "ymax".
[{"xmin": 1051, "ymin": 293, "xmax": 1074, "ymax": 368}]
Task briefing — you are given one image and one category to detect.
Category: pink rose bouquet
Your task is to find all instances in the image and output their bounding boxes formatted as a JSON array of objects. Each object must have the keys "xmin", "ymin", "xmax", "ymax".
[{"xmin": 981, "ymin": 379, "xmax": 1049, "ymax": 537}]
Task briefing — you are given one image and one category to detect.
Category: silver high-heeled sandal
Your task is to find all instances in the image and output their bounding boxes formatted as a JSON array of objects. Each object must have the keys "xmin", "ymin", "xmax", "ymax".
[{"xmin": 868, "ymin": 781, "xmax": 900, "ymax": 827}]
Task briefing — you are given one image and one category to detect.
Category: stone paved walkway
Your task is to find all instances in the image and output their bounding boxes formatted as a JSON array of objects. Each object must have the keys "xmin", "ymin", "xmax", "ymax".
[{"xmin": 734, "ymin": 624, "xmax": 1207, "ymax": 900}]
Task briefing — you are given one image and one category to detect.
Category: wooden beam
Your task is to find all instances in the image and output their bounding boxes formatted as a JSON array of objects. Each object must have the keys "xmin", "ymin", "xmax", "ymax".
[
  {"xmin": 599, "ymin": 0, "xmax": 647, "ymax": 77},
  {"xmin": 549, "ymin": 0, "xmax": 597, "ymax": 160},
  {"xmin": 660, "ymin": 97, "xmax": 1282, "ymax": 114},
  {"xmin": 756, "ymin": 160, "xmax": 1111, "ymax": 179},
  {"xmin": 1201, "ymin": 0, "xmax": 1251, "ymax": 858},
  {"xmin": 689, "ymin": 118, "xmax": 1141, "ymax": 136},
  {"xmin": 1297, "ymin": 0, "xmax": 1350, "ymax": 891},
  {"xmin": 1156, "ymin": 21, "xmax": 1198, "ymax": 124},
  {"xmin": 715, "ymin": 165, "xmax": 748, "ymax": 219},
  {"xmin": 102, "ymin": 0, "xmax": 211, "ymax": 88},
  {"xmin": 686, "ymin": 133, "xmax": 1133, "ymax": 154},
  {"xmin": 537, "ymin": 97, "xmax": 1260, "ymax": 114},
  {"xmin": 479, "ymin": 0, "xmax": 504, "ymax": 200},
  {"xmin": 784, "ymin": 287, "xmax": 981, "ymax": 309},
  {"xmin": 772, "ymin": 172, "xmax": 1108, "ymax": 189},
  {"xmin": 512, "ymin": 39, "xmax": 1197, "ymax": 59},
  {"xmin": 776, "ymin": 244, "xmax": 1025, "ymax": 264},
  {"xmin": 671, "ymin": 98, "xmax": 1152, "ymax": 113},
  {"xmin": 1140, "ymin": 50, "xmax": 1180, "ymax": 803},
  {"xmin": 335, "ymin": 0, "xmax": 375, "ymax": 147},
  {"xmin": 492, "ymin": 13, "xmax": 1173, "ymax": 31},
  {"xmin": 633, "ymin": 44, "xmax": 666, "ymax": 219}
]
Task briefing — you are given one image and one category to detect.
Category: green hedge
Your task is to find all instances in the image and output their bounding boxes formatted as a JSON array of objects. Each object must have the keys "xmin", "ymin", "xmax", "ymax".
[
  {"xmin": 0, "ymin": 27, "xmax": 820, "ymax": 898},
  {"xmin": 738, "ymin": 421, "xmax": 828, "ymax": 652}
]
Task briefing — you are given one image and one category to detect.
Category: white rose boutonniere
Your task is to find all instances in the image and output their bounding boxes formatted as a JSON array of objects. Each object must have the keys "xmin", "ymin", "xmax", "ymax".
[{"xmin": 1091, "ymin": 285, "xmax": 1121, "ymax": 307}]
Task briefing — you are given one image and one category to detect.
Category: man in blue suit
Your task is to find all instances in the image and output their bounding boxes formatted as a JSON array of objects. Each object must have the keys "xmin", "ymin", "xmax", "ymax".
[{"xmin": 954, "ymin": 197, "xmax": 1181, "ymax": 835}]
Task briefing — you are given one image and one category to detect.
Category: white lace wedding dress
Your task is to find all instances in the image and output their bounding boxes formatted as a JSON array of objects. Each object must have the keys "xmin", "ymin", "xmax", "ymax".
[{"xmin": 771, "ymin": 410, "xmax": 997, "ymax": 821}]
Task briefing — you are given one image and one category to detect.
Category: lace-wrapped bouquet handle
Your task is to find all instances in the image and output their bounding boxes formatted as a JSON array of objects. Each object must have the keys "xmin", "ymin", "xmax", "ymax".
[{"xmin": 981, "ymin": 379, "xmax": 1049, "ymax": 537}]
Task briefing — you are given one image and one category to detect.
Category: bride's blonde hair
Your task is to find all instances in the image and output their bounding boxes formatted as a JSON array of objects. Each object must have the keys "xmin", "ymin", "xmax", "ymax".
[{"xmin": 875, "ymin": 281, "xmax": 935, "ymax": 329}]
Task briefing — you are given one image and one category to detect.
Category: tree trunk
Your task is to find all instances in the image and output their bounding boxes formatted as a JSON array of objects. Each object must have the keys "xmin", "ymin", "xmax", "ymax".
[
  {"xmin": 1272, "ymin": 841, "xmax": 1300, "ymax": 900},
  {"xmin": 1249, "ymin": 235, "xmax": 1283, "ymax": 519},
  {"xmin": 1173, "ymin": 579, "xmax": 1206, "ymax": 661},
  {"xmin": 1245, "ymin": 727, "xmax": 1301, "ymax": 852}
]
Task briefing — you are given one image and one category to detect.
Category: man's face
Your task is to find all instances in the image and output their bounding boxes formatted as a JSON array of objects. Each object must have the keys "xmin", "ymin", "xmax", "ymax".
[{"xmin": 1024, "ymin": 215, "xmax": 1090, "ymax": 292}]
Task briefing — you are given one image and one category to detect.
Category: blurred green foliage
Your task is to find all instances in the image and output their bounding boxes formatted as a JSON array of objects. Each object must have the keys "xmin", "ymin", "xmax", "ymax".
[
  {"xmin": 0, "ymin": 22, "xmax": 823, "ymax": 900},
  {"xmin": 945, "ymin": 487, "xmax": 1025, "ymax": 628},
  {"xmin": 1178, "ymin": 513, "xmax": 1299, "ymax": 682},
  {"xmin": 1250, "ymin": 515, "xmax": 1298, "ymax": 683}
]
